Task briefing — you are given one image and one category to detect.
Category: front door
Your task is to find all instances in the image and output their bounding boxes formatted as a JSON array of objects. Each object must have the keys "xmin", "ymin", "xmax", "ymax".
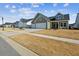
[{"xmin": 51, "ymin": 22, "xmax": 58, "ymax": 29}]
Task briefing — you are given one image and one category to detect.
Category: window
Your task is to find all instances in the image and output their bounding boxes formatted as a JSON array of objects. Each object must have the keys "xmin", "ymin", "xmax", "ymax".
[
  {"xmin": 61, "ymin": 22, "xmax": 67, "ymax": 27},
  {"xmin": 64, "ymin": 23, "xmax": 66, "ymax": 27},
  {"xmin": 61, "ymin": 23, "xmax": 63, "ymax": 27},
  {"xmin": 56, "ymin": 15, "xmax": 62, "ymax": 20}
]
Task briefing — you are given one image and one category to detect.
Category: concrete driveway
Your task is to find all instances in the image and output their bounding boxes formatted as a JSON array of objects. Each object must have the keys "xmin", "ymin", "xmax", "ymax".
[{"xmin": 24, "ymin": 29, "xmax": 43, "ymax": 32}]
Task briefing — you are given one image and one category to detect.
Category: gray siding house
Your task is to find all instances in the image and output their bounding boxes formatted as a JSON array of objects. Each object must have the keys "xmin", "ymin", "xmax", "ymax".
[
  {"xmin": 13, "ymin": 21, "xmax": 19, "ymax": 28},
  {"xmin": 31, "ymin": 13, "xmax": 70, "ymax": 29},
  {"xmin": 32, "ymin": 13, "xmax": 49, "ymax": 29},
  {"xmin": 3, "ymin": 22, "xmax": 14, "ymax": 28},
  {"xmin": 18, "ymin": 18, "xmax": 32, "ymax": 28}
]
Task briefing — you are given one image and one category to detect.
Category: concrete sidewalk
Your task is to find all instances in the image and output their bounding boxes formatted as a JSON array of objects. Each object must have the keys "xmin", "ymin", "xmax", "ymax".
[
  {"xmin": 26, "ymin": 32, "xmax": 79, "ymax": 45},
  {"xmin": 0, "ymin": 34, "xmax": 38, "ymax": 56}
]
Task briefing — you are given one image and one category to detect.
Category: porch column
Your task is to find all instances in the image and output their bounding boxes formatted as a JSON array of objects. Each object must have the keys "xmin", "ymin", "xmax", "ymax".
[
  {"xmin": 67, "ymin": 22, "xmax": 69, "ymax": 29},
  {"xmin": 58, "ymin": 21, "xmax": 60, "ymax": 29},
  {"xmin": 47, "ymin": 21, "xmax": 51, "ymax": 29}
]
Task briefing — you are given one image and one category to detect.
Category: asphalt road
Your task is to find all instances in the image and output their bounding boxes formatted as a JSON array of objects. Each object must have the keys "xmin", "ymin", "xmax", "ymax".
[{"xmin": 0, "ymin": 37, "xmax": 20, "ymax": 56}]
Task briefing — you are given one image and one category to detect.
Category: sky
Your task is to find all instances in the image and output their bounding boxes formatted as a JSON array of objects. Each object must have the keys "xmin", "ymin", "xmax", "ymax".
[{"xmin": 0, "ymin": 3, "xmax": 79, "ymax": 24}]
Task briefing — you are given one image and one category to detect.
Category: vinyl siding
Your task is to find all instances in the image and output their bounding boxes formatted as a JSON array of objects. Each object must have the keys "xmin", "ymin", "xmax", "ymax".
[
  {"xmin": 31, "ymin": 24, "xmax": 36, "ymax": 28},
  {"xmin": 18, "ymin": 22, "xmax": 27, "ymax": 28},
  {"xmin": 32, "ymin": 23, "xmax": 46, "ymax": 29}
]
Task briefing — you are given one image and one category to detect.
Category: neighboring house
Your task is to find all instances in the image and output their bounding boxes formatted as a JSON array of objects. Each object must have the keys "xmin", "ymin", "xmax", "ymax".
[
  {"xmin": 26, "ymin": 20, "xmax": 33, "ymax": 28},
  {"xmin": 71, "ymin": 13, "xmax": 79, "ymax": 29},
  {"xmin": 3, "ymin": 22, "xmax": 14, "ymax": 28},
  {"xmin": 18, "ymin": 18, "xmax": 32, "ymax": 28},
  {"xmin": 13, "ymin": 21, "xmax": 19, "ymax": 28},
  {"xmin": 31, "ymin": 13, "xmax": 70, "ymax": 29}
]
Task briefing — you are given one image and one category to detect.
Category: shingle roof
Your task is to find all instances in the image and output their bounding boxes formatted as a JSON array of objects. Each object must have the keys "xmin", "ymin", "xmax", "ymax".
[
  {"xmin": 20, "ymin": 18, "xmax": 32, "ymax": 23},
  {"xmin": 49, "ymin": 13, "xmax": 69, "ymax": 21},
  {"xmin": 64, "ymin": 14, "xmax": 70, "ymax": 20},
  {"xmin": 13, "ymin": 21, "xmax": 19, "ymax": 25},
  {"xmin": 32, "ymin": 13, "xmax": 50, "ymax": 24}
]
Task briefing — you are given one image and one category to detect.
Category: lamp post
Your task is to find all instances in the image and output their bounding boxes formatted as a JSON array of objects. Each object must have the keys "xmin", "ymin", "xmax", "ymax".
[{"xmin": 2, "ymin": 17, "xmax": 4, "ymax": 31}]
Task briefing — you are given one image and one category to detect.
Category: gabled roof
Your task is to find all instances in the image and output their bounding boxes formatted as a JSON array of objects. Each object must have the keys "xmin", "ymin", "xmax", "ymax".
[
  {"xmin": 32, "ymin": 13, "xmax": 50, "ymax": 24},
  {"xmin": 13, "ymin": 21, "xmax": 19, "ymax": 24},
  {"xmin": 56, "ymin": 13, "xmax": 63, "ymax": 16},
  {"xmin": 49, "ymin": 13, "xmax": 69, "ymax": 21},
  {"xmin": 20, "ymin": 18, "xmax": 32, "ymax": 23}
]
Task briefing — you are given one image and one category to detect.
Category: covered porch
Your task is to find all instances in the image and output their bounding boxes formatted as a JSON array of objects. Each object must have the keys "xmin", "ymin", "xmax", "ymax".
[
  {"xmin": 50, "ymin": 21, "xmax": 60, "ymax": 29},
  {"xmin": 47, "ymin": 20, "xmax": 69, "ymax": 29}
]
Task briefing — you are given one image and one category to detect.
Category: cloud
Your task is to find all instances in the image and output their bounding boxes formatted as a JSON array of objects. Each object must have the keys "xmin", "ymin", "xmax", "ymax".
[
  {"xmin": 64, "ymin": 3, "xmax": 69, "ymax": 7},
  {"xmin": 41, "ymin": 10, "xmax": 56, "ymax": 17},
  {"xmin": 18, "ymin": 8, "xmax": 35, "ymax": 14},
  {"xmin": 44, "ymin": 10, "xmax": 55, "ymax": 13},
  {"xmin": 10, "ymin": 9, "xmax": 16, "ymax": 13},
  {"xmin": 31, "ymin": 3, "xmax": 39, "ymax": 7},
  {"xmin": 18, "ymin": 8, "xmax": 36, "ymax": 18},
  {"xmin": 57, "ymin": 9, "xmax": 69, "ymax": 14},
  {"xmin": 20, "ymin": 3, "xmax": 23, "ymax": 5},
  {"xmin": 40, "ymin": 3, "xmax": 45, "ymax": 6},
  {"xmin": 44, "ymin": 10, "xmax": 48, "ymax": 12},
  {"xmin": 51, "ymin": 10, "xmax": 55, "ymax": 13},
  {"xmin": 12, "ymin": 5, "xmax": 16, "ymax": 9},
  {"xmin": 5, "ymin": 5, "xmax": 9, "ymax": 8},
  {"xmin": 53, "ymin": 3, "xmax": 57, "ymax": 7}
]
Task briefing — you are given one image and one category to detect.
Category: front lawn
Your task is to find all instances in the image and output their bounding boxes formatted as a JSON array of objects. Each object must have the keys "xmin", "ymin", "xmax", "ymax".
[
  {"xmin": 10, "ymin": 34, "xmax": 79, "ymax": 56},
  {"xmin": 35, "ymin": 29, "xmax": 79, "ymax": 40}
]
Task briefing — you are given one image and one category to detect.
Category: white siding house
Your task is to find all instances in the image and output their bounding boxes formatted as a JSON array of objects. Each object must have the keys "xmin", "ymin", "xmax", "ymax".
[{"xmin": 31, "ymin": 13, "xmax": 69, "ymax": 29}]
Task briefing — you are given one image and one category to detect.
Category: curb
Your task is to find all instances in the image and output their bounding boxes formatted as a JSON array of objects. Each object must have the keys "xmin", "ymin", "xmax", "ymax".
[{"xmin": 0, "ymin": 34, "xmax": 38, "ymax": 56}]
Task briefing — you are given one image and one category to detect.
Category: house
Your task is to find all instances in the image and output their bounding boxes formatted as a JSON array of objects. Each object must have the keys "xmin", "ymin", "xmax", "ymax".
[
  {"xmin": 69, "ymin": 23, "xmax": 75, "ymax": 29},
  {"xmin": 26, "ymin": 20, "xmax": 33, "ymax": 28},
  {"xmin": 32, "ymin": 13, "xmax": 49, "ymax": 29},
  {"xmin": 13, "ymin": 21, "xmax": 19, "ymax": 28},
  {"xmin": 31, "ymin": 13, "xmax": 70, "ymax": 29},
  {"xmin": 18, "ymin": 18, "xmax": 32, "ymax": 28},
  {"xmin": 71, "ymin": 13, "xmax": 79, "ymax": 29},
  {"xmin": 3, "ymin": 22, "xmax": 14, "ymax": 28}
]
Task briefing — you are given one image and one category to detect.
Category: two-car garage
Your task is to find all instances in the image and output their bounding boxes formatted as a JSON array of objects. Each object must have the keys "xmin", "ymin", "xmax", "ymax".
[{"xmin": 32, "ymin": 23, "xmax": 47, "ymax": 29}]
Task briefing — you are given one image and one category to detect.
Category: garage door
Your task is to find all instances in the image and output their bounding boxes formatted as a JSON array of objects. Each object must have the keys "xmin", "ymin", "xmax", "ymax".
[
  {"xmin": 32, "ymin": 24, "xmax": 36, "ymax": 28},
  {"xmin": 36, "ymin": 23, "xmax": 46, "ymax": 29}
]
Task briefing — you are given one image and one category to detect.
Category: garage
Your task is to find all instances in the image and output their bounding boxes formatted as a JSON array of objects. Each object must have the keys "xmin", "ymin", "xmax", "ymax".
[{"xmin": 31, "ymin": 13, "xmax": 49, "ymax": 29}]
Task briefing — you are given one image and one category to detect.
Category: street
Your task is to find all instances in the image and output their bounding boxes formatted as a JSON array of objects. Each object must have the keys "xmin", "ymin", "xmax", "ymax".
[{"xmin": 0, "ymin": 37, "xmax": 20, "ymax": 56}]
